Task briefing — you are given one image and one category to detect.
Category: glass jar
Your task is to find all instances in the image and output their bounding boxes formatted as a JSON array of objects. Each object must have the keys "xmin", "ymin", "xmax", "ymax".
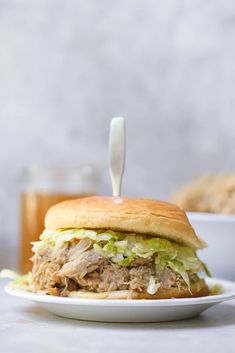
[{"xmin": 20, "ymin": 164, "xmax": 98, "ymax": 273}]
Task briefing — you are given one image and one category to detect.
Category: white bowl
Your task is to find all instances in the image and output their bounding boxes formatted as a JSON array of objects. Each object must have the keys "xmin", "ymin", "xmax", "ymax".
[{"xmin": 187, "ymin": 212, "xmax": 235, "ymax": 281}]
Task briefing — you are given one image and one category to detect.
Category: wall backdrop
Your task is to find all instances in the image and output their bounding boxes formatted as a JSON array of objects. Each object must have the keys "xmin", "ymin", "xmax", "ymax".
[{"xmin": 0, "ymin": 0, "xmax": 235, "ymax": 268}]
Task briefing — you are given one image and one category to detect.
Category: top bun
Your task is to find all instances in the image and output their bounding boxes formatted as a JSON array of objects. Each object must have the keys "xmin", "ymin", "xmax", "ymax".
[{"xmin": 45, "ymin": 196, "xmax": 205, "ymax": 249}]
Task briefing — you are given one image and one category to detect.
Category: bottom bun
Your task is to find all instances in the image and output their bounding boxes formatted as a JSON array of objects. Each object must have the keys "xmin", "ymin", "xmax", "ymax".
[{"xmin": 68, "ymin": 279, "xmax": 209, "ymax": 299}]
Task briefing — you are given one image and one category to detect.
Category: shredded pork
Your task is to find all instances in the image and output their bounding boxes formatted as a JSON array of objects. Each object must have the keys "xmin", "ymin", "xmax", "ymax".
[{"xmin": 31, "ymin": 238, "xmax": 189, "ymax": 296}]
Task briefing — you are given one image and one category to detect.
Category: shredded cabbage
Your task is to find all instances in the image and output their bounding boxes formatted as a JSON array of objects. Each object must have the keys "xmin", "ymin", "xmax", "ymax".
[
  {"xmin": 147, "ymin": 276, "xmax": 161, "ymax": 295},
  {"xmin": 168, "ymin": 260, "xmax": 190, "ymax": 289},
  {"xmin": 0, "ymin": 270, "xmax": 31, "ymax": 291},
  {"xmin": 0, "ymin": 269, "xmax": 19, "ymax": 280}
]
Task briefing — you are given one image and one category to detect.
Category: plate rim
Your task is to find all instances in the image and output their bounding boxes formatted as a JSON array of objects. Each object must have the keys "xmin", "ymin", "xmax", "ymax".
[{"xmin": 4, "ymin": 277, "xmax": 235, "ymax": 307}]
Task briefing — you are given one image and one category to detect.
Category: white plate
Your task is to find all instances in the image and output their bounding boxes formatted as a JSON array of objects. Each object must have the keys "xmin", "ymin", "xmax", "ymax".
[{"xmin": 5, "ymin": 278, "xmax": 235, "ymax": 323}]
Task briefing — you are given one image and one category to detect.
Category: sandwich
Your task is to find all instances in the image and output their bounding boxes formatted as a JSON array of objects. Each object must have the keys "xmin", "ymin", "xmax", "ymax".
[{"xmin": 30, "ymin": 196, "xmax": 210, "ymax": 299}]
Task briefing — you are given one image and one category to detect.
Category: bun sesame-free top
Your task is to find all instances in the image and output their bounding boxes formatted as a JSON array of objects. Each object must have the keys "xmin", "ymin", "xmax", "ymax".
[{"xmin": 45, "ymin": 196, "xmax": 204, "ymax": 250}]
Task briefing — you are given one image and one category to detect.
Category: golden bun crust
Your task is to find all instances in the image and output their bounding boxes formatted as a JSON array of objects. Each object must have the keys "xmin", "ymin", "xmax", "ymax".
[
  {"xmin": 45, "ymin": 196, "xmax": 205, "ymax": 249},
  {"xmin": 68, "ymin": 279, "xmax": 209, "ymax": 299}
]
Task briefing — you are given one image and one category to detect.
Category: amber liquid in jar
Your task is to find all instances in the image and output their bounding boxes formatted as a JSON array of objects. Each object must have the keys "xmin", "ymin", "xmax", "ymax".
[
  {"xmin": 20, "ymin": 192, "xmax": 93, "ymax": 273},
  {"xmin": 19, "ymin": 164, "xmax": 98, "ymax": 273}
]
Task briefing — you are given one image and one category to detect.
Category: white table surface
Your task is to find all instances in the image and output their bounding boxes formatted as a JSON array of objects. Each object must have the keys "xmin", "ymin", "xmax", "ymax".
[{"xmin": 1, "ymin": 281, "xmax": 235, "ymax": 353}]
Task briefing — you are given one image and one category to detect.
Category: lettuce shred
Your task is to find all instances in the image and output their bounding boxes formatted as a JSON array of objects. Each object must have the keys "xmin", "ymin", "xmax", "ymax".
[
  {"xmin": 0, "ymin": 270, "xmax": 31, "ymax": 291},
  {"xmin": 147, "ymin": 276, "xmax": 161, "ymax": 295}
]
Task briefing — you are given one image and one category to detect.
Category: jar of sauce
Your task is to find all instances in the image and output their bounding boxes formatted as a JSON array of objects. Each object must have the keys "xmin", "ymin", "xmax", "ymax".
[{"xmin": 20, "ymin": 164, "xmax": 98, "ymax": 273}]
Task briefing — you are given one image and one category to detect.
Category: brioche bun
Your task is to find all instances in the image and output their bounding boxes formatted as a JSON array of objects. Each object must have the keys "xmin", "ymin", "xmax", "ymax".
[
  {"xmin": 45, "ymin": 196, "xmax": 204, "ymax": 249},
  {"xmin": 69, "ymin": 278, "xmax": 209, "ymax": 299}
]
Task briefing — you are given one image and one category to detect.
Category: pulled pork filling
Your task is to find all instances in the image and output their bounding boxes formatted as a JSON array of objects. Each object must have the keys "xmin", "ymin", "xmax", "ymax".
[{"xmin": 30, "ymin": 230, "xmax": 208, "ymax": 297}]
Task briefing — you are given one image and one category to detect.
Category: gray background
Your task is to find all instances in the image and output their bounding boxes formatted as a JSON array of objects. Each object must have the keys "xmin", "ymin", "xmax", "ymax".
[{"xmin": 0, "ymin": 0, "xmax": 235, "ymax": 268}]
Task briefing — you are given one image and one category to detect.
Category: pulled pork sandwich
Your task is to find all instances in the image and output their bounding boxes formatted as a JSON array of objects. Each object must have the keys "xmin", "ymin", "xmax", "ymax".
[{"xmin": 30, "ymin": 196, "xmax": 210, "ymax": 299}]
